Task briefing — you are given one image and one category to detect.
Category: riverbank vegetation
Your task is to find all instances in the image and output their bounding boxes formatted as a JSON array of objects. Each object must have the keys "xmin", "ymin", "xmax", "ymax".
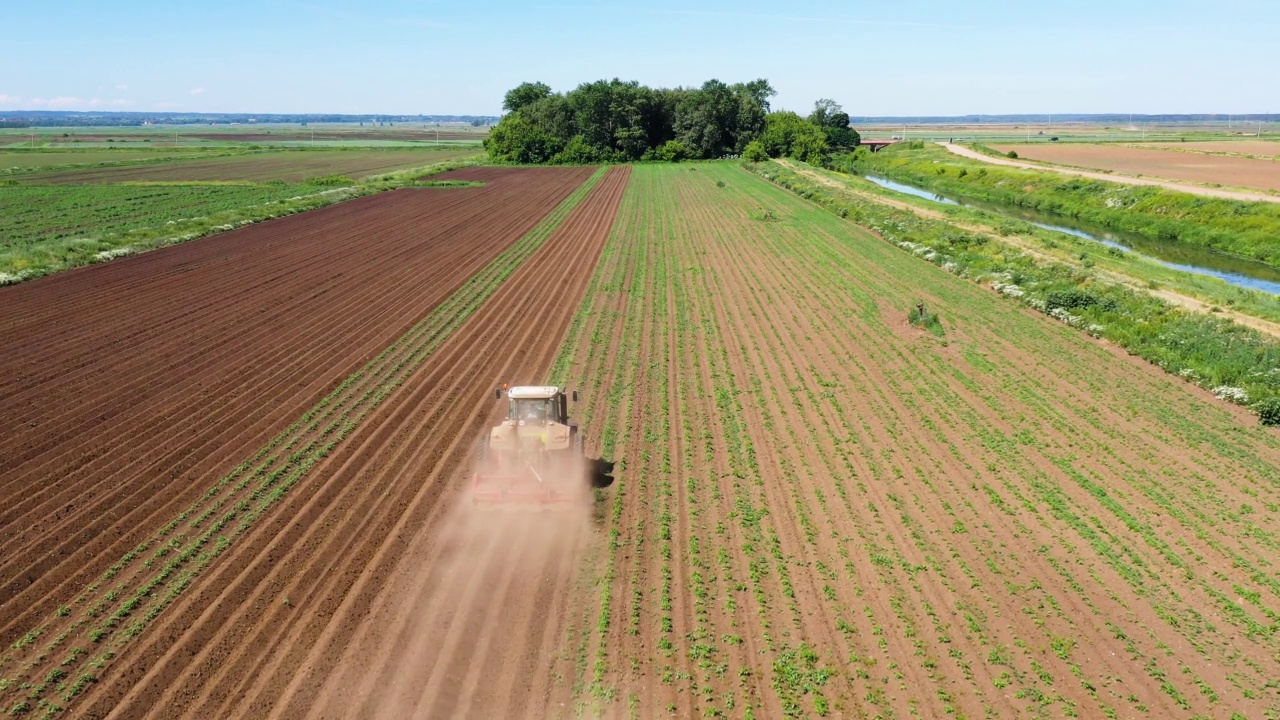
[
  {"xmin": 844, "ymin": 143, "xmax": 1280, "ymax": 267},
  {"xmin": 844, "ymin": 144, "xmax": 1280, "ymax": 267}
]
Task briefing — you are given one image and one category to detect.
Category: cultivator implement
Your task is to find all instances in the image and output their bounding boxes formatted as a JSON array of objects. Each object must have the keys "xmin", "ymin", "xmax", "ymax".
[{"xmin": 471, "ymin": 463, "xmax": 576, "ymax": 507}]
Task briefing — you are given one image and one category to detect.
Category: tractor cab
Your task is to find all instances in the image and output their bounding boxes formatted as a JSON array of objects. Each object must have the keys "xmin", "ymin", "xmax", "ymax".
[{"xmin": 507, "ymin": 386, "xmax": 570, "ymax": 427}]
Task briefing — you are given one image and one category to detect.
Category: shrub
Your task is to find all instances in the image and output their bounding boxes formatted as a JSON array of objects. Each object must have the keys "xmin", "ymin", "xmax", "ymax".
[
  {"xmin": 1044, "ymin": 288, "xmax": 1118, "ymax": 313},
  {"xmin": 1006, "ymin": 150, "xmax": 1018, "ymax": 159},
  {"xmin": 1255, "ymin": 397, "xmax": 1280, "ymax": 426},
  {"xmin": 654, "ymin": 140, "xmax": 688, "ymax": 163},
  {"xmin": 305, "ymin": 174, "xmax": 354, "ymax": 187},
  {"xmin": 742, "ymin": 140, "xmax": 768, "ymax": 163},
  {"xmin": 908, "ymin": 301, "xmax": 945, "ymax": 337}
]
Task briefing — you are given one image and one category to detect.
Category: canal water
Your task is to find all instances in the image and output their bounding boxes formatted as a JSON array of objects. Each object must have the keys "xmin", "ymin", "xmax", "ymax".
[{"xmin": 859, "ymin": 173, "xmax": 1280, "ymax": 295}]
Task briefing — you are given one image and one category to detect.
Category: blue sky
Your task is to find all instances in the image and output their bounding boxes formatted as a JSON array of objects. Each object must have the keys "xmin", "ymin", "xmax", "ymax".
[{"xmin": 2, "ymin": 0, "xmax": 1277, "ymax": 116}]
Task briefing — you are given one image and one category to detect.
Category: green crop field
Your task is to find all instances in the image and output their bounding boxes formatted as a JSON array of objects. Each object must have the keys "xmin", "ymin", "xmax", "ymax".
[
  {"xmin": 11, "ymin": 147, "xmax": 480, "ymax": 184},
  {"xmin": 550, "ymin": 162, "xmax": 1280, "ymax": 718}
]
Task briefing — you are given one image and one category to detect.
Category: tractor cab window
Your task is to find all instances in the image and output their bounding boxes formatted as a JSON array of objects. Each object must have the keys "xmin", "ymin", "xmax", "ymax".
[{"xmin": 512, "ymin": 398, "xmax": 552, "ymax": 425}]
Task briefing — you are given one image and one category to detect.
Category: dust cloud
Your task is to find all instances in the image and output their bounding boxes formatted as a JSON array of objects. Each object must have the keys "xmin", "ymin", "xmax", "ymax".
[{"xmin": 327, "ymin": 452, "xmax": 594, "ymax": 719}]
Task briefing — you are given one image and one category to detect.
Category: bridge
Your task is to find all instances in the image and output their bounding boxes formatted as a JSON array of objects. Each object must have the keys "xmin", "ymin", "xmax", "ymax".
[{"xmin": 860, "ymin": 139, "xmax": 897, "ymax": 153}]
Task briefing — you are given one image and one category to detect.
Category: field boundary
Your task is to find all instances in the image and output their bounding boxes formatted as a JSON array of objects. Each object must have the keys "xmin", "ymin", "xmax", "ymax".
[{"xmin": 0, "ymin": 167, "xmax": 607, "ymax": 717}]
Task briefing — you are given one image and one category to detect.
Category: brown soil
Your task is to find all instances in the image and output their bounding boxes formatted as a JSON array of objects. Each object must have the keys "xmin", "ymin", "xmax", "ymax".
[
  {"xmin": 0, "ymin": 165, "xmax": 610, "ymax": 716},
  {"xmin": 1135, "ymin": 141, "xmax": 1280, "ymax": 157},
  {"xmin": 990, "ymin": 142, "xmax": 1280, "ymax": 193}
]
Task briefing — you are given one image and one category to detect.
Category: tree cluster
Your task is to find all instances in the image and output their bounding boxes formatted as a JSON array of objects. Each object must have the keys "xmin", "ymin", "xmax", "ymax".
[{"xmin": 486, "ymin": 79, "xmax": 859, "ymax": 165}]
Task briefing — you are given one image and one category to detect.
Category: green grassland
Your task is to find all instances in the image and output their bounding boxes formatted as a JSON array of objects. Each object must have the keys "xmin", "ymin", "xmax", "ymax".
[
  {"xmin": 8, "ymin": 147, "xmax": 479, "ymax": 184},
  {"xmin": 0, "ymin": 149, "xmax": 224, "ymax": 170}
]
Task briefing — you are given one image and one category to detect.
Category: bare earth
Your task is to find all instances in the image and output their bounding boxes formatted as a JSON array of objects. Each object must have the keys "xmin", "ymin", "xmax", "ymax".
[
  {"xmin": 1134, "ymin": 141, "xmax": 1280, "ymax": 157},
  {"xmin": 985, "ymin": 142, "xmax": 1280, "ymax": 194},
  {"xmin": 944, "ymin": 143, "xmax": 1280, "ymax": 203}
]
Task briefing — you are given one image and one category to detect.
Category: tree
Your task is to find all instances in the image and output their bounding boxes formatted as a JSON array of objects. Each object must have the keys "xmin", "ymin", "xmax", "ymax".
[
  {"xmin": 808, "ymin": 98, "xmax": 848, "ymax": 130},
  {"xmin": 761, "ymin": 111, "xmax": 825, "ymax": 159},
  {"xmin": 502, "ymin": 82, "xmax": 552, "ymax": 113},
  {"xmin": 808, "ymin": 98, "xmax": 860, "ymax": 152},
  {"xmin": 487, "ymin": 77, "xmax": 777, "ymax": 164},
  {"xmin": 791, "ymin": 131, "xmax": 829, "ymax": 165}
]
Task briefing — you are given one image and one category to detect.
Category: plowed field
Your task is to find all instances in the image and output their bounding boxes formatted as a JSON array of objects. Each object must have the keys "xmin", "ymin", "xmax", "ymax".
[
  {"xmin": 6, "ymin": 159, "xmax": 1280, "ymax": 719},
  {"xmin": 993, "ymin": 143, "xmax": 1280, "ymax": 192},
  {"xmin": 0, "ymin": 165, "xmax": 605, "ymax": 716}
]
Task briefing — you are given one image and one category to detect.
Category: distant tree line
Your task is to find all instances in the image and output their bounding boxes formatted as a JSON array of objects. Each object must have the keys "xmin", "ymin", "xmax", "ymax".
[{"xmin": 485, "ymin": 78, "xmax": 859, "ymax": 164}]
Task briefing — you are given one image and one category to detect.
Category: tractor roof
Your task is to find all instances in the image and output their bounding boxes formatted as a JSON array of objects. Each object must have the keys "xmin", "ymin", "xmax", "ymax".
[{"xmin": 507, "ymin": 385, "xmax": 561, "ymax": 399}]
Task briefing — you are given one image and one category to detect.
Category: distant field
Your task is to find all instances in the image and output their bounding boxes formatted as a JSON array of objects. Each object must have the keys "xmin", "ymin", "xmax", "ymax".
[
  {"xmin": 0, "ymin": 184, "xmax": 313, "ymax": 250},
  {"xmin": 0, "ymin": 123, "xmax": 490, "ymax": 150},
  {"xmin": 182, "ymin": 129, "xmax": 487, "ymax": 143},
  {"xmin": 1135, "ymin": 141, "xmax": 1280, "ymax": 157},
  {"xmin": 1, "ymin": 150, "xmax": 217, "ymax": 170},
  {"xmin": 14, "ymin": 148, "xmax": 479, "ymax": 184},
  {"xmin": 993, "ymin": 143, "xmax": 1280, "ymax": 192}
]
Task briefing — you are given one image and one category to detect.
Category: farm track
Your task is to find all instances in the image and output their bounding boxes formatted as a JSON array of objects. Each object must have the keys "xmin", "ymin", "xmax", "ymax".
[
  {"xmin": 0, "ymin": 166, "xmax": 593, "ymax": 705},
  {"xmin": 69, "ymin": 165, "xmax": 631, "ymax": 719}
]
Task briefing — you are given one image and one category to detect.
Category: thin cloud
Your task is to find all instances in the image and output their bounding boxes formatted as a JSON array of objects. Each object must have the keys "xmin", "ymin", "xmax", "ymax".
[
  {"xmin": 393, "ymin": 18, "xmax": 450, "ymax": 29},
  {"xmin": 538, "ymin": 4, "xmax": 969, "ymax": 29},
  {"xmin": 190, "ymin": 87, "xmax": 206, "ymax": 96},
  {"xmin": 115, "ymin": 84, "xmax": 129, "ymax": 91}
]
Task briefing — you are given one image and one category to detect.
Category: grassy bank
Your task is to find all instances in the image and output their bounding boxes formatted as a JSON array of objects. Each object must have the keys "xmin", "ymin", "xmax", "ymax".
[
  {"xmin": 744, "ymin": 159, "xmax": 1280, "ymax": 425},
  {"xmin": 845, "ymin": 143, "xmax": 1280, "ymax": 266},
  {"xmin": 790, "ymin": 160, "xmax": 1280, "ymax": 326}
]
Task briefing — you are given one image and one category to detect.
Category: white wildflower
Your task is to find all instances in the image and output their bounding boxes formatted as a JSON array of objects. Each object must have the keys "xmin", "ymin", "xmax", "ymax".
[
  {"xmin": 1213, "ymin": 386, "xmax": 1249, "ymax": 403},
  {"xmin": 95, "ymin": 247, "xmax": 134, "ymax": 261}
]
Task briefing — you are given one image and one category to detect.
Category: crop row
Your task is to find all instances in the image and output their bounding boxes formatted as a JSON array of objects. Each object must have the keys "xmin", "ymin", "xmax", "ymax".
[
  {"xmin": 0, "ymin": 167, "xmax": 606, "ymax": 719},
  {"xmin": 547, "ymin": 162, "xmax": 1280, "ymax": 718}
]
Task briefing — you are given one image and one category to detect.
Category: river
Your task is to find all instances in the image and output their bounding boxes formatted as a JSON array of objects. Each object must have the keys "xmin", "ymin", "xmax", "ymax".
[{"xmin": 859, "ymin": 173, "xmax": 1280, "ymax": 295}]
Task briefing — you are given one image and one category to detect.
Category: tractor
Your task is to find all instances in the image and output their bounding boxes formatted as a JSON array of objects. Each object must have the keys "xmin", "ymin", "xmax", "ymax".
[{"xmin": 471, "ymin": 385, "xmax": 583, "ymax": 506}]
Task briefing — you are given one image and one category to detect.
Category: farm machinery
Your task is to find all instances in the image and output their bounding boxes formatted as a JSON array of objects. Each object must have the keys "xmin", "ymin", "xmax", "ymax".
[{"xmin": 472, "ymin": 385, "xmax": 584, "ymax": 506}]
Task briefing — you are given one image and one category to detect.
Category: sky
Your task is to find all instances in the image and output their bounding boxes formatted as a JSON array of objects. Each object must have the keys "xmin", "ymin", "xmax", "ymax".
[{"xmin": 2, "ymin": 0, "xmax": 1277, "ymax": 116}]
